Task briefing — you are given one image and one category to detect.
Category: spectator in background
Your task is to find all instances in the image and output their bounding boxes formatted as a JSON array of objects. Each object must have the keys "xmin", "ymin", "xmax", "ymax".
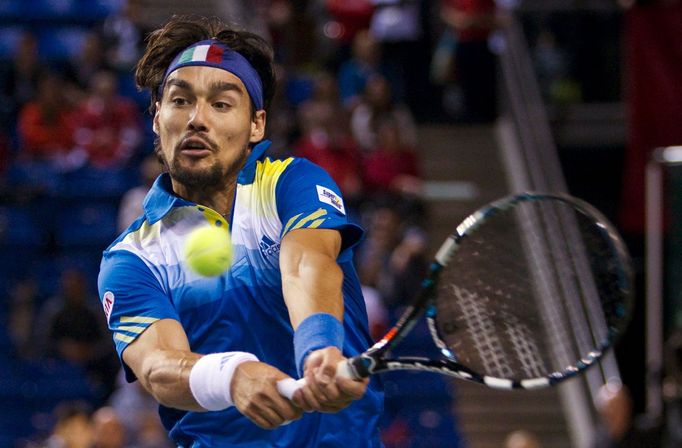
[
  {"xmin": 73, "ymin": 70, "xmax": 142, "ymax": 168},
  {"xmin": 64, "ymin": 32, "xmax": 113, "ymax": 94},
  {"xmin": 40, "ymin": 269, "xmax": 107, "ymax": 361},
  {"xmin": 440, "ymin": 0, "xmax": 507, "ymax": 123},
  {"xmin": 40, "ymin": 401, "xmax": 93, "ymax": 448},
  {"xmin": 298, "ymin": 70, "xmax": 345, "ymax": 128},
  {"xmin": 37, "ymin": 268, "xmax": 119, "ymax": 402},
  {"xmin": 592, "ymin": 380, "xmax": 661, "ymax": 447},
  {"xmin": 7, "ymin": 276, "xmax": 42, "ymax": 360},
  {"xmin": 350, "ymin": 73, "xmax": 417, "ymax": 152},
  {"xmin": 337, "ymin": 29, "xmax": 383, "ymax": 109},
  {"xmin": 101, "ymin": 0, "xmax": 147, "ymax": 73},
  {"xmin": 369, "ymin": 0, "xmax": 424, "ymax": 110},
  {"xmin": 294, "ymin": 86, "xmax": 364, "ymax": 203},
  {"xmin": 117, "ymin": 153, "xmax": 164, "ymax": 232},
  {"xmin": 363, "ymin": 117, "xmax": 421, "ymax": 196},
  {"xmin": 0, "ymin": 30, "xmax": 44, "ymax": 131},
  {"xmin": 504, "ymin": 430, "xmax": 542, "ymax": 448},
  {"xmin": 17, "ymin": 72, "xmax": 78, "ymax": 168},
  {"xmin": 356, "ymin": 201, "xmax": 428, "ymax": 309},
  {"xmin": 108, "ymin": 372, "xmax": 172, "ymax": 448},
  {"xmin": 324, "ymin": 0, "xmax": 375, "ymax": 69},
  {"xmin": 91, "ymin": 407, "xmax": 127, "ymax": 448},
  {"xmin": 532, "ymin": 29, "xmax": 581, "ymax": 106}
]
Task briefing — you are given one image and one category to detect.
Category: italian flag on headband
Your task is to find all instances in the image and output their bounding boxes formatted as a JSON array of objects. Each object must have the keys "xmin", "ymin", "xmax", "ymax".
[{"xmin": 177, "ymin": 43, "xmax": 224, "ymax": 64}]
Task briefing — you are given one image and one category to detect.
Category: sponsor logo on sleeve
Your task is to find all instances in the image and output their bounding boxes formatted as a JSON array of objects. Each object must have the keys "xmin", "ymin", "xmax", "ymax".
[
  {"xmin": 103, "ymin": 291, "xmax": 115, "ymax": 324},
  {"xmin": 316, "ymin": 185, "xmax": 345, "ymax": 215}
]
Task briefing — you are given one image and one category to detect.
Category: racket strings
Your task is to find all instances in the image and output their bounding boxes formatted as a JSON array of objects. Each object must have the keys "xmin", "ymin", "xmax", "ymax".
[{"xmin": 434, "ymin": 199, "xmax": 630, "ymax": 381}]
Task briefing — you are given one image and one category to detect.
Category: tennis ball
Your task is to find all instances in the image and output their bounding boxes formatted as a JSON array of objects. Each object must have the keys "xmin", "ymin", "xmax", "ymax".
[{"xmin": 184, "ymin": 225, "xmax": 233, "ymax": 277}]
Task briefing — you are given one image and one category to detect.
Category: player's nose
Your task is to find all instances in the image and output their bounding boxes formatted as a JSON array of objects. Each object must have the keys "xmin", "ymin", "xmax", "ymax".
[{"xmin": 188, "ymin": 102, "xmax": 209, "ymax": 132}]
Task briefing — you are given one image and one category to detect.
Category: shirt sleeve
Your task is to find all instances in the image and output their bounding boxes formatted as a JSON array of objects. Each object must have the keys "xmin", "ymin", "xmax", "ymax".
[
  {"xmin": 276, "ymin": 158, "xmax": 364, "ymax": 253},
  {"xmin": 98, "ymin": 249, "xmax": 180, "ymax": 382}
]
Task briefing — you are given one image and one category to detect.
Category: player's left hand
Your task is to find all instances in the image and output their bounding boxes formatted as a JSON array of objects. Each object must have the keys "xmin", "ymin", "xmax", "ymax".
[
  {"xmin": 231, "ymin": 361, "xmax": 303, "ymax": 429},
  {"xmin": 291, "ymin": 347, "xmax": 368, "ymax": 413}
]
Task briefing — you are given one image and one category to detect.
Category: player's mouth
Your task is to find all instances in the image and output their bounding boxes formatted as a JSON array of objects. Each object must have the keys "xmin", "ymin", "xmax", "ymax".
[{"xmin": 179, "ymin": 136, "xmax": 213, "ymax": 157}]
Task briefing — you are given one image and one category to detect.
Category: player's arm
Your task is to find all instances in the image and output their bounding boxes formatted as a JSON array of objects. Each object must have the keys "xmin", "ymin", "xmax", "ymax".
[
  {"xmin": 122, "ymin": 318, "xmax": 302, "ymax": 428},
  {"xmin": 280, "ymin": 228, "xmax": 368, "ymax": 412}
]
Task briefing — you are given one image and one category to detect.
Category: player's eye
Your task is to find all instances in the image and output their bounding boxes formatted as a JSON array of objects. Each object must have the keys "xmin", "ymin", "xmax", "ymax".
[
  {"xmin": 213, "ymin": 101, "xmax": 231, "ymax": 110},
  {"xmin": 171, "ymin": 97, "xmax": 188, "ymax": 106}
]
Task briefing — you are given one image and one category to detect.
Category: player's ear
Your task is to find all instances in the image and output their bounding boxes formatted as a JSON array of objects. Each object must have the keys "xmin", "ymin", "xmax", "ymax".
[
  {"xmin": 249, "ymin": 110, "xmax": 266, "ymax": 143},
  {"xmin": 152, "ymin": 102, "xmax": 161, "ymax": 135}
]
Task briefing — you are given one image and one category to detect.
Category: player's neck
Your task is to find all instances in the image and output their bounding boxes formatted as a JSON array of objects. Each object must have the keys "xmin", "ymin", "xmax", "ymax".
[{"xmin": 174, "ymin": 180, "xmax": 237, "ymax": 220}]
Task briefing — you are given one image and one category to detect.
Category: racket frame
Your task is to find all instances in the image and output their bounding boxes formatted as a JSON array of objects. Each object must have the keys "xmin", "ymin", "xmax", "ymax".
[{"xmin": 345, "ymin": 192, "xmax": 634, "ymax": 390}]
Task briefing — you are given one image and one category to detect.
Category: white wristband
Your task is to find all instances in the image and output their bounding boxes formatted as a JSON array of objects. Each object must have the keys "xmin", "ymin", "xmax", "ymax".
[{"xmin": 189, "ymin": 352, "xmax": 259, "ymax": 411}]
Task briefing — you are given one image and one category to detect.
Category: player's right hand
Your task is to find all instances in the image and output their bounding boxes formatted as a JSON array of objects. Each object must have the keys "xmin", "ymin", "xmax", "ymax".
[
  {"xmin": 231, "ymin": 361, "xmax": 303, "ymax": 429},
  {"xmin": 292, "ymin": 347, "xmax": 368, "ymax": 413}
]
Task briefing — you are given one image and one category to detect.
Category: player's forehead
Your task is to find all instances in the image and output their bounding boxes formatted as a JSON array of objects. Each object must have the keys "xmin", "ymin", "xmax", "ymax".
[{"xmin": 164, "ymin": 66, "xmax": 247, "ymax": 96}]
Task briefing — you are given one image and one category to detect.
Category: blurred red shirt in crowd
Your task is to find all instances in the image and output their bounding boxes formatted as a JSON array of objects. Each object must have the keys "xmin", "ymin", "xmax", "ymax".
[
  {"xmin": 74, "ymin": 71, "xmax": 141, "ymax": 168},
  {"xmin": 441, "ymin": 0, "xmax": 497, "ymax": 42},
  {"xmin": 17, "ymin": 73, "xmax": 76, "ymax": 161}
]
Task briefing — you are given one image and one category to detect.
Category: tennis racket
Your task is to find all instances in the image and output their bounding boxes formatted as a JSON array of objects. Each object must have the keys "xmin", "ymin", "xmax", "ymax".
[{"xmin": 277, "ymin": 192, "xmax": 633, "ymax": 397}]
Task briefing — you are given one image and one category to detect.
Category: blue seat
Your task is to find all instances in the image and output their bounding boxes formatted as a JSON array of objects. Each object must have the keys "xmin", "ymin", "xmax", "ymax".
[
  {"xmin": 285, "ymin": 74, "xmax": 314, "ymax": 107},
  {"xmin": 382, "ymin": 370, "xmax": 455, "ymax": 411},
  {"xmin": 0, "ymin": 205, "xmax": 48, "ymax": 247},
  {"xmin": 0, "ymin": 1, "xmax": 22, "ymax": 21},
  {"xmin": 59, "ymin": 166, "xmax": 133, "ymax": 199},
  {"xmin": 54, "ymin": 199, "xmax": 118, "ymax": 249},
  {"xmin": 404, "ymin": 405, "xmax": 463, "ymax": 448},
  {"xmin": 118, "ymin": 72, "xmax": 152, "ymax": 109},
  {"xmin": 0, "ymin": 26, "xmax": 23, "ymax": 59},
  {"xmin": 38, "ymin": 26, "xmax": 87, "ymax": 60},
  {"xmin": 6, "ymin": 161, "xmax": 62, "ymax": 192}
]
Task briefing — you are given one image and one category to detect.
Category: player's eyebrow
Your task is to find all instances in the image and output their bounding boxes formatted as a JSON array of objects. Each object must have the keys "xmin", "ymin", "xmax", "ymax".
[
  {"xmin": 208, "ymin": 81, "xmax": 244, "ymax": 96},
  {"xmin": 166, "ymin": 78, "xmax": 192, "ymax": 91}
]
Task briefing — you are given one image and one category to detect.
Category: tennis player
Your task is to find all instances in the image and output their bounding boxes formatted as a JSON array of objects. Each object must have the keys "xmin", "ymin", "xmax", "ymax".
[{"xmin": 97, "ymin": 16, "xmax": 383, "ymax": 447}]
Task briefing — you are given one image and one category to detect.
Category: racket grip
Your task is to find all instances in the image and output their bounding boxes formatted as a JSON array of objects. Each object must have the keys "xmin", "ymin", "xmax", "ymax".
[
  {"xmin": 335, "ymin": 359, "xmax": 356, "ymax": 379},
  {"xmin": 276, "ymin": 360, "xmax": 360, "ymax": 399},
  {"xmin": 276, "ymin": 377, "xmax": 305, "ymax": 400}
]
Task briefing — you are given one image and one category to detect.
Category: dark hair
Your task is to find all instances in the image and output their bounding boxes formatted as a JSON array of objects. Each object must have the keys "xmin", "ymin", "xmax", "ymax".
[{"xmin": 135, "ymin": 15, "xmax": 276, "ymax": 114}]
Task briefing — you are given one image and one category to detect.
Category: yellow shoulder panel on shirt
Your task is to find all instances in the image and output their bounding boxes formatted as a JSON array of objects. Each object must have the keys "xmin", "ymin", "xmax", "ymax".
[
  {"xmin": 120, "ymin": 218, "xmax": 161, "ymax": 247},
  {"xmin": 251, "ymin": 157, "xmax": 295, "ymax": 208}
]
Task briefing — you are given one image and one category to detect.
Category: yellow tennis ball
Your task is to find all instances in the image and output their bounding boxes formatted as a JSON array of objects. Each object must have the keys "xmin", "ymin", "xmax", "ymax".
[{"xmin": 184, "ymin": 225, "xmax": 233, "ymax": 277}]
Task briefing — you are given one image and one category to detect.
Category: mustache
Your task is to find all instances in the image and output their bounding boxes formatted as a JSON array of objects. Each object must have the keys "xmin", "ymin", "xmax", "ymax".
[{"xmin": 175, "ymin": 132, "xmax": 219, "ymax": 153}]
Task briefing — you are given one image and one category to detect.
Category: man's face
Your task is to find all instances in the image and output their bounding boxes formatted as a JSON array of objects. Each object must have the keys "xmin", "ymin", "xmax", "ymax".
[{"xmin": 153, "ymin": 66, "xmax": 265, "ymax": 189}]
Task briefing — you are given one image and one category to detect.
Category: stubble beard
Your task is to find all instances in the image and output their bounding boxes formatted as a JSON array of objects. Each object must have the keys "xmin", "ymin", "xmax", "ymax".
[{"xmin": 159, "ymin": 138, "xmax": 250, "ymax": 190}]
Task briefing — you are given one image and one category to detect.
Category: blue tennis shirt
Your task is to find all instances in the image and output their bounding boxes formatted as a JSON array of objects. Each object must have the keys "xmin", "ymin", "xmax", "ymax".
[{"xmin": 98, "ymin": 140, "xmax": 383, "ymax": 447}]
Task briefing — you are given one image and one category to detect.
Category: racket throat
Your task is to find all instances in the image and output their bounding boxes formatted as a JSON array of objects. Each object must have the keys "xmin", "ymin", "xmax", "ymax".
[{"xmin": 346, "ymin": 355, "xmax": 375, "ymax": 379}]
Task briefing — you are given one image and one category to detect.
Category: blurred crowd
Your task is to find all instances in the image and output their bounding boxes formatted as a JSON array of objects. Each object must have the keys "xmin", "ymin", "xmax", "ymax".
[{"xmin": 0, "ymin": 0, "xmax": 491, "ymax": 446}]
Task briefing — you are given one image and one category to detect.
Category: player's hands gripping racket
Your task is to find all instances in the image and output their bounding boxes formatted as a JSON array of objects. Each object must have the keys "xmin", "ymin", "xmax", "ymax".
[{"xmin": 277, "ymin": 192, "xmax": 633, "ymax": 398}]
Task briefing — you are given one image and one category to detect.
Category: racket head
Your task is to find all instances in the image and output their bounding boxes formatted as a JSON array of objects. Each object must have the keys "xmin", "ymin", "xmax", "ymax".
[{"xmin": 429, "ymin": 192, "xmax": 633, "ymax": 389}]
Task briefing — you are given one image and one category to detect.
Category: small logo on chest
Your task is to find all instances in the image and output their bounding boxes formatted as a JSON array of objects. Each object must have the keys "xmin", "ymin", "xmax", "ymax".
[{"xmin": 259, "ymin": 235, "xmax": 280, "ymax": 259}]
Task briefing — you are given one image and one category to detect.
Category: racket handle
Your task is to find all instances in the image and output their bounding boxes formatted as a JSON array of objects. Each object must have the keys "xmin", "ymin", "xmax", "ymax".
[
  {"xmin": 276, "ymin": 378, "xmax": 305, "ymax": 400},
  {"xmin": 335, "ymin": 359, "xmax": 355, "ymax": 379},
  {"xmin": 275, "ymin": 360, "xmax": 356, "ymax": 399}
]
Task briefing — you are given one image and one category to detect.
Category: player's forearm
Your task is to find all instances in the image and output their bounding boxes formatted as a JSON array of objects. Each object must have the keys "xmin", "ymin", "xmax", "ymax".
[
  {"xmin": 282, "ymin": 250, "xmax": 344, "ymax": 329},
  {"xmin": 139, "ymin": 349, "xmax": 205, "ymax": 411}
]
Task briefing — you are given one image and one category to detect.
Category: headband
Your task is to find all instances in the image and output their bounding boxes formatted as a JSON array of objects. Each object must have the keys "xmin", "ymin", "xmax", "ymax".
[{"xmin": 160, "ymin": 39, "xmax": 264, "ymax": 110}]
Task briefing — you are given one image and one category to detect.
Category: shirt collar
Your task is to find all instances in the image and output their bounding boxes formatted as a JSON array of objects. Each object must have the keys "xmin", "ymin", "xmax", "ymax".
[
  {"xmin": 238, "ymin": 139, "xmax": 271, "ymax": 184},
  {"xmin": 143, "ymin": 140, "xmax": 272, "ymax": 224}
]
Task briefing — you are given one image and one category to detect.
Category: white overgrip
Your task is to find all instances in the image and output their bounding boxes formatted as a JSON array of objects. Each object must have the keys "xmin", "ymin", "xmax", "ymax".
[
  {"xmin": 276, "ymin": 377, "xmax": 305, "ymax": 400},
  {"xmin": 335, "ymin": 359, "xmax": 354, "ymax": 379},
  {"xmin": 275, "ymin": 360, "xmax": 354, "ymax": 399}
]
